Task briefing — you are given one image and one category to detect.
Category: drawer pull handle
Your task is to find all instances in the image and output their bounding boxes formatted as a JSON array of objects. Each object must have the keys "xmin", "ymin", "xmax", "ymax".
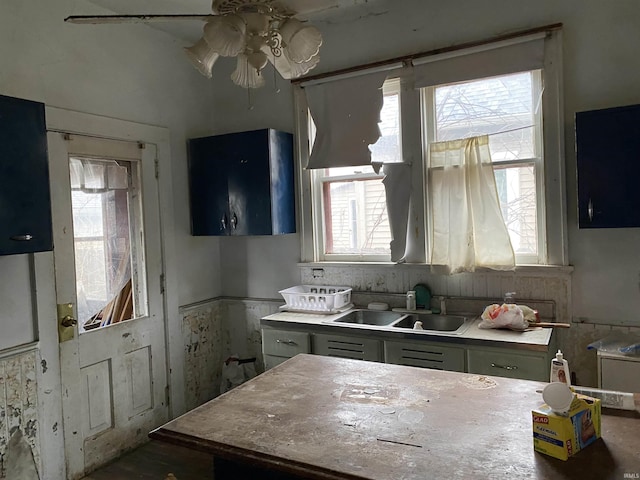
[
  {"xmin": 491, "ymin": 362, "xmax": 518, "ymax": 371},
  {"xmin": 10, "ymin": 234, "xmax": 33, "ymax": 241},
  {"xmin": 276, "ymin": 339, "xmax": 298, "ymax": 346}
]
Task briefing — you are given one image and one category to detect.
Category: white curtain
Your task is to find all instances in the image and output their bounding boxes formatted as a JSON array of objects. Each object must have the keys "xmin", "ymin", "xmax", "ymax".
[
  {"xmin": 381, "ymin": 162, "xmax": 412, "ymax": 262},
  {"xmin": 304, "ymin": 70, "xmax": 389, "ymax": 169},
  {"xmin": 429, "ymin": 135, "xmax": 515, "ymax": 273}
]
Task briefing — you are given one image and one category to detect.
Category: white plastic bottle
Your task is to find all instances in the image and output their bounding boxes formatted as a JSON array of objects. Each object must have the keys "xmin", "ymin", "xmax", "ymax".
[
  {"xmin": 406, "ymin": 291, "xmax": 416, "ymax": 311},
  {"xmin": 550, "ymin": 350, "xmax": 571, "ymax": 386}
]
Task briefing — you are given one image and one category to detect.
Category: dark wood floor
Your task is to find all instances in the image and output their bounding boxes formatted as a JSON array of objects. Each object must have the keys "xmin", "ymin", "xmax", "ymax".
[{"xmin": 81, "ymin": 440, "xmax": 213, "ymax": 479}]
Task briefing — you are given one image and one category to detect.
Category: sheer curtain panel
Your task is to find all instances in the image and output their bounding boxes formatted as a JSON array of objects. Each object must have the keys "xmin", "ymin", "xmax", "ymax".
[{"xmin": 429, "ymin": 135, "xmax": 515, "ymax": 273}]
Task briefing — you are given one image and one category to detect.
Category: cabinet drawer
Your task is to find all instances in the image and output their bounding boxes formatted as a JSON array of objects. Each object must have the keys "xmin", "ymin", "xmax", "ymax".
[
  {"xmin": 313, "ymin": 333, "xmax": 382, "ymax": 362},
  {"xmin": 600, "ymin": 356, "xmax": 640, "ymax": 392},
  {"xmin": 467, "ymin": 348, "xmax": 548, "ymax": 381},
  {"xmin": 385, "ymin": 340, "xmax": 465, "ymax": 372},
  {"xmin": 262, "ymin": 329, "xmax": 310, "ymax": 357}
]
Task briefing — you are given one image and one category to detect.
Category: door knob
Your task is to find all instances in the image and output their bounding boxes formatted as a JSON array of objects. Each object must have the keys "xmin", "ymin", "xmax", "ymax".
[
  {"xmin": 61, "ymin": 315, "xmax": 77, "ymax": 327},
  {"xmin": 57, "ymin": 303, "xmax": 76, "ymax": 342}
]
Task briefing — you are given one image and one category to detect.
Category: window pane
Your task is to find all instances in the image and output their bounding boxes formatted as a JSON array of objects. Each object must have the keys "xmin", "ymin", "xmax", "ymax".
[
  {"xmin": 323, "ymin": 178, "xmax": 391, "ymax": 255},
  {"xmin": 435, "ymin": 72, "xmax": 537, "ymax": 161},
  {"xmin": 494, "ymin": 164, "xmax": 537, "ymax": 255},
  {"xmin": 70, "ymin": 157, "xmax": 142, "ymax": 330}
]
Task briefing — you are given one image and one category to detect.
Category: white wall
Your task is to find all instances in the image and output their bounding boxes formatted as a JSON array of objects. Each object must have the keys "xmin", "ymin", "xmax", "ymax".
[{"xmin": 214, "ymin": 0, "xmax": 640, "ymax": 327}]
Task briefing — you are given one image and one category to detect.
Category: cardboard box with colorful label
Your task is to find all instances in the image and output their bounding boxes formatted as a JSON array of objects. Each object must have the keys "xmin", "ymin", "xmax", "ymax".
[{"xmin": 532, "ymin": 393, "xmax": 601, "ymax": 460}]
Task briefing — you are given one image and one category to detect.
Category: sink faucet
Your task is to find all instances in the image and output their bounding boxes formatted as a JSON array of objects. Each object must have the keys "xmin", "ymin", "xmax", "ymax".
[
  {"xmin": 439, "ymin": 296, "xmax": 447, "ymax": 315},
  {"xmin": 504, "ymin": 291, "xmax": 516, "ymax": 304}
]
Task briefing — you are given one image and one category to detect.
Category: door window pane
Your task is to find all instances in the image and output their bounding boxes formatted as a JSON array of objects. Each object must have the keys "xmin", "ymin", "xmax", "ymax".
[{"xmin": 70, "ymin": 157, "xmax": 146, "ymax": 331}]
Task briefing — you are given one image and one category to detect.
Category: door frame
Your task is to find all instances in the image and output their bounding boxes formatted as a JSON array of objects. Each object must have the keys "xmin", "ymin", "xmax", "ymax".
[{"xmin": 36, "ymin": 107, "xmax": 183, "ymax": 477}]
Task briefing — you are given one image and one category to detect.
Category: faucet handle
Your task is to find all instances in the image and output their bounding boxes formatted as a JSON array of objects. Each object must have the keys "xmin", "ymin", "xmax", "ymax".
[{"xmin": 504, "ymin": 292, "xmax": 516, "ymax": 304}]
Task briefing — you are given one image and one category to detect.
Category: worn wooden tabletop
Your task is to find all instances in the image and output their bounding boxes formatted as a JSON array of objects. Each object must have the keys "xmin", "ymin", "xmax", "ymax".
[{"xmin": 150, "ymin": 354, "xmax": 640, "ymax": 480}]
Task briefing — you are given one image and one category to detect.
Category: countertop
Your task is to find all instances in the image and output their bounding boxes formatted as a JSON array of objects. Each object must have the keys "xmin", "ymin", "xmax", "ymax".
[
  {"xmin": 261, "ymin": 309, "xmax": 554, "ymax": 351},
  {"xmin": 150, "ymin": 354, "xmax": 640, "ymax": 480}
]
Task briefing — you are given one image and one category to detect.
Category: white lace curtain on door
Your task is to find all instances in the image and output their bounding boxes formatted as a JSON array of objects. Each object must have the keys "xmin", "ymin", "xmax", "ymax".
[
  {"xmin": 69, "ymin": 157, "xmax": 132, "ymax": 327},
  {"xmin": 429, "ymin": 135, "xmax": 515, "ymax": 273}
]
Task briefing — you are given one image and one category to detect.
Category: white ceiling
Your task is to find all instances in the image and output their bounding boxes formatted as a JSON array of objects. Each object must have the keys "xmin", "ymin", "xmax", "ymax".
[{"xmin": 82, "ymin": 0, "xmax": 382, "ymax": 42}]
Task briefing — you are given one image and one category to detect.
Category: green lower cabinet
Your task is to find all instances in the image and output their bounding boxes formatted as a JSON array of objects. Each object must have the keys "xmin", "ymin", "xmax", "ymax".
[
  {"xmin": 384, "ymin": 340, "xmax": 465, "ymax": 372},
  {"xmin": 313, "ymin": 333, "xmax": 383, "ymax": 362},
  {"xmin": 466, "ymin": 347, "xmax": 550, "ymax": 381},
  {"xmin": 261, "ymin": 325, "xmax": 552, "ymax": 381}
]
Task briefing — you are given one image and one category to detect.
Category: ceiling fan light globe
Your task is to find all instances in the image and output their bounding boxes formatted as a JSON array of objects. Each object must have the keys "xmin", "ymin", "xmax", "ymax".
[
  {"xmin": 266, "ymin": 45, "xmax": 320, "ymax": 80},
  {"xmin": 203, "ymin": 14, "xmax": 246, "ymax": 56},
  {"xmin": 246, "ymin": 34, "xmax": 266, "ymax": 52},
  {"xmin": 184, "ymin": 38, "xmax": 220, "ymax": 78},
  {"xmin": 231, "ymin": 53, "xmax": 266, "ymax": 88},
  {"xmin": 247, "ymin": 51, "xmax": 269, "ymax": 71},
  {"xmin": 287, "ymin": 53, "xmax": 320, "ymax": 77},
  {"xmin": 281, "ymin": 23, "xmax": 322, "ymax": 64}
]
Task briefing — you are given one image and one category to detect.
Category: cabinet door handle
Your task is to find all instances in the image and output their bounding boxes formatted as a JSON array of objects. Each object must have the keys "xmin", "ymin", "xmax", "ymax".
[
  {"xmin": 491, "ymin": 363, "xmax": 518, "ymax": 371},
  {"xmin": 587, "ymin": 198, "xmax": 594, "ymax": 222},
  {"xmin": 10, "ymin": 234, "xmax": 33, "ymax": 241},
  {"xmin": 221, "ymin": 215, "xmax": 227, "ymax": 231},
  {"xmin": 231, "ymin": 213, "xmax": 238, "ymax": 230},
  {"xmin": 276, "ymin": 339, "xmax": 298, "ymax": 346}
]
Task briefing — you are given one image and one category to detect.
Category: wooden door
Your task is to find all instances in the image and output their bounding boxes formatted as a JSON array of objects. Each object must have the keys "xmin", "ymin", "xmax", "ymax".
[{"xmin": 48, "ymin": 131, "xmax": 168, "ymax": 479}]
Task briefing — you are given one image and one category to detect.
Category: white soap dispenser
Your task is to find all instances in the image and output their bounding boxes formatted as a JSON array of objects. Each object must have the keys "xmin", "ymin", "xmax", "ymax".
[{"xmin": 550, "ymin": 350, "xmax": 571, "ymax": 386}]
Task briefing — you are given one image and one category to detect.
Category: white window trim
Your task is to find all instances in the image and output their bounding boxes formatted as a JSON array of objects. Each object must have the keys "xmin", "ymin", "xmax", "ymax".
[{"xmin": 295, "ymin": 29, "xmax": 567, "ymax": 267}]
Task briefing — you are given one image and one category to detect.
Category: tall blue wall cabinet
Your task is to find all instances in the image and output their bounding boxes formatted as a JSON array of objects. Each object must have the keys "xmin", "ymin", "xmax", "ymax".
[
  {"xmin": 576, "ymin": 104, "xmax": 640, "ymax": 228},
  {"xmin": 0, "ymin": 94, "xmax": 52, "ymax": 254},
  {"xmin": 188, "ymin": 128, "xmax": 295, "ymax": 236}
]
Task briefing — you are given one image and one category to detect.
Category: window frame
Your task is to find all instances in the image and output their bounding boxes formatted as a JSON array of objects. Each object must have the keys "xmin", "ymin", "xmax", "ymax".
[{"xmin": 295, "ymin": 29, "xmax": 566, "ymax": 267}]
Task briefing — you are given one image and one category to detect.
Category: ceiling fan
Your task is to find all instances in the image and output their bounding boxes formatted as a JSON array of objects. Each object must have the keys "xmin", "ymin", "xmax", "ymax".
[{"xmin": 65, "ymin": 0, "xmax": 323, "ymax": 88}]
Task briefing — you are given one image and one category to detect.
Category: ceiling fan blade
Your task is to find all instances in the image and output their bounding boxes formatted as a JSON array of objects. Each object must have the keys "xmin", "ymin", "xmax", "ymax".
[{"xmin": 64, "ymin": 14, "xmax": 217, "ymax": 25}]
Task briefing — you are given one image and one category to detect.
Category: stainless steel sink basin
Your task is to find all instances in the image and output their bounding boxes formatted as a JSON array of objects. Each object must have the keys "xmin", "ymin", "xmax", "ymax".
[
  {"xmin": 333, "ymin": 309, "xmax": 405, "ymax": 326},
  {"xmin": 392, "ymin": 314, "xmax": 469, "ymax": 332}
]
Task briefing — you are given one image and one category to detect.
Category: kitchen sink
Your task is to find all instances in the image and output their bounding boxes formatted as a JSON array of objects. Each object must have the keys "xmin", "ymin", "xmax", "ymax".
[
  {"xmin": 392, "ymin": 314, "xmax": 470, "ymax": 333},
  {"xmin": 332, "ymin": 309, "xmax": 406, "ymax": 326}
]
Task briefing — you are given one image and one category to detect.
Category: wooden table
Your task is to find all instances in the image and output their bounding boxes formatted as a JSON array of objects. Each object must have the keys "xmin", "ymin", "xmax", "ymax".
[{"xmin": 150, "ymin": 354, "xmax": 640, "ymax": 480}]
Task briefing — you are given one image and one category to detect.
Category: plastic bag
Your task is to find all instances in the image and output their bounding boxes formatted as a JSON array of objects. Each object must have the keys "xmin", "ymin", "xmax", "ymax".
[
  {"xmin": 587, "ymin": 333, "xmax": 640, "ymax": 355},
  {"xmin": 478, "ymin": 303, "xmax": 529, "ymax": 331},
  {"xmin": 220, "ymin": 355, "xmax": 257, "ymax": 394}
]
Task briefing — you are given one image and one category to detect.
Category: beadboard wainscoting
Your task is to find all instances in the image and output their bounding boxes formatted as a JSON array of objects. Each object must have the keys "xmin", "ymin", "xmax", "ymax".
[
  {"xmin": 180, "ymin": 298, "xmax": 281, "ymax": 410},
  {"xmin": 0, "ymin": 347, "xmax": 41, "ymax": 478}
]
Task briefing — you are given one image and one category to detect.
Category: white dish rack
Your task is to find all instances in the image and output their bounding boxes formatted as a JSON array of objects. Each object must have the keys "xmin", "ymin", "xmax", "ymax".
[{"xmin": 279, "ymin": 285, "xmax": 352, "ymax": 313}]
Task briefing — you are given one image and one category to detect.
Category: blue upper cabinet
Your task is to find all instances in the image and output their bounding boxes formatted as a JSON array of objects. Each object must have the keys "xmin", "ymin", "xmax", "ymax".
[
  {"xmin": 576, "ymin": 104, "xmax": 640, "ymax": 228},
  {"xmin": 0, "ymin": 94, "xmax": 52, "ymax": 255},
  {"xmin": 188, "ymin": 129, "xmax": 295, "ymax": 236}
]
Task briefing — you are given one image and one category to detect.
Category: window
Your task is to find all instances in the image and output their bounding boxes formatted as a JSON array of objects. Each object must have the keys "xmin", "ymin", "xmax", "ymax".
[
  {"xmin": 425, "ymin": 70, "xmax": 544, "ymax": 263},
  {"xmin": 298, "ymin": 29, "xmax": 566, "ymax": 267},
  {"xmin": 70, "ymin": 156, "xmax": 147, "ymax": 330},
  {"xmin": 310, "ymin": 80, "xmax": 401, "ymax": 261}
]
